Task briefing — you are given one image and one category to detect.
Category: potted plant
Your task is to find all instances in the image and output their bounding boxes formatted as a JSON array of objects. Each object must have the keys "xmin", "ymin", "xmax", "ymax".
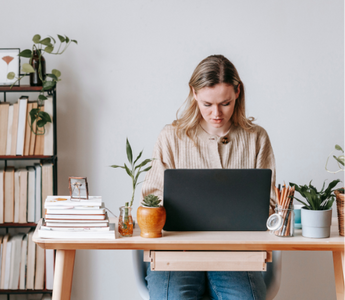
[
  {"xmin": 111, "ymin": 138, "xmax": 153, "ymax": 237},
  {"xmin": 325, "ymin": 144, "xmax": 344, "ymax": 236},
  {"xmin": 137, "ymin": 194, "xmax": 166, "ymax": 238},
  {"xmin": 290, "ymin": 180, "xmax": 341, "ymax": 238},
  {"xmin": 7, "ymin": 34, "xmax": 77, "ymax": 135}
]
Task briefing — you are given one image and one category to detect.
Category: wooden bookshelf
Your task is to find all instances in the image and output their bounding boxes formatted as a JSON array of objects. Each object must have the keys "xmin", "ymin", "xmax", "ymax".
[{"xmin": 0, "ymin": 85, "xmax": 42, "ymax": 92}]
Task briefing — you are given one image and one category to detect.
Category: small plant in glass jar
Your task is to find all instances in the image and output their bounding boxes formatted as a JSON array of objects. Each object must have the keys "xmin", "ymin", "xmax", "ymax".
[{"xmin": 111, "ymin": 138, "xmax": 153, "ymax": 237}]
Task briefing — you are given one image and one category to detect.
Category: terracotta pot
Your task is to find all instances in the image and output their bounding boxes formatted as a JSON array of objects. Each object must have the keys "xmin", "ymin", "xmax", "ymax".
[{"xmin": 137, "ymin": 206, "xmax": 166, "ymax": 238}]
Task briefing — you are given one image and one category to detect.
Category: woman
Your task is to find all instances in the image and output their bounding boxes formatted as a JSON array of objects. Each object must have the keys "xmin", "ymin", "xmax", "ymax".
[{"xmin": 141, "ymin": 54, "xmax": 276, "ymax": 300}]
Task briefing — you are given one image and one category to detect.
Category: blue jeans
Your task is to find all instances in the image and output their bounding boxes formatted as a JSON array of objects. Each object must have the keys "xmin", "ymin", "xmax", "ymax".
[{"xmin": 146, "ymin": 265, "xmax": 266, "ymax": 300}]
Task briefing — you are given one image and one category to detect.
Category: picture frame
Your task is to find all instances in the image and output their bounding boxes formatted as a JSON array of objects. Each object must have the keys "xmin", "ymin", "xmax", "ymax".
[
  {"xmin": 69, "ymin": 177, "xmax": 89, "ymax": 200},
  {"xmin": 0, "ymin": 48, "xmax": 20, "ymax": 86}
]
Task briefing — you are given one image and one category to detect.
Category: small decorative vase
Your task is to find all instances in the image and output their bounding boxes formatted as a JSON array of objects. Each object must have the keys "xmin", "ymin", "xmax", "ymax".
[
  {"xmin": 118, "ymin": 203, "xmax": 133, "ymax": 237},
  {"xmin": 334, "ymin": 189, "xmax": 344, "ymax": 236},
  {"xmin": 137, "ymin": 206, "xmax": 166, "ymax": 238},
  {"xmin": 301, "ymin": 207, "xmax": 332, "ymax": 238},
  {"xmin": 30, "ymin": 50, "xmax": 46, "ymax": 86}
]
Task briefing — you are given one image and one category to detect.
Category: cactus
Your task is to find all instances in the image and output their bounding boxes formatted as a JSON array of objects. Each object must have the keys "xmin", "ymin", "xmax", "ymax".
[{"xmin": 142, "ymin": 194, "xmax": 162, "ymax": 207}]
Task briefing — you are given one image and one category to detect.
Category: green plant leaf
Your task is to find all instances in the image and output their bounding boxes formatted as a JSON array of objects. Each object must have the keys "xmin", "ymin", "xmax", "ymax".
[
  {"xmin": 334, "ymin": 155, "xmax": 345, "ymax": 166},
  {"xmin": 39, "ymin": 37, "xmax": 51, "ymax": 46},
  {"xmin": 44, "ymin": 45, "xmax": 54, "ymax": 53},
  {"xmin": 19, "ymin": 49, "xmax": 32, "ymax": 58},
  {"xmin": 48, "ymin": 35, "xmax": 56, "ymax": 44},
  {"xmin": 124, "ymin": 163, "xmax": 133, "ymax": 177},
  {"xmin": 133, "ymin": 150, "xmax": 143, "ymax": 165},
  {"xmin": 324, "ymin": 179, "xmax": 341, "ymax": 195},
  {"xmin": 42, "ymin": 80, "xmax": 56, "ymax": 91},
  {"xmin": 57, "ymin": 35, "xmax": 65, "ymax": 43},
  {"xmin": 335, "ymin": 144, "xmax": 344, "ymax": 152},
  {"xmin": 110, "ymin": 165, "xmax": 125, "ymax": 169},
  {"xmin": 38, "ymin": 95, "xmax": 47, "ymax": 101},
  {"xmin": 135, "ymin": 159, "xmax": 152, "ymax": 169},
  {"xmin": 7, "ymin": 72, "xmax": 15, "ymax": 80},
  {"xmin": 65, "ymin": 36, "xmax": 70, "ymax": 43},
  {"xmin": 126, "ymin": 138, "xmax": 133, "ymax": 164},
  {"xmin": 36, "ymin": 119, "xmax": 46, "ymax": 128},
  {"xmin": 30, "ymin": 108, "xmax": 39, "ymax": 125},
  {"xmin": 22, "ymin": 63, "xmax": 35, "ymax": 73},
  {"xmin": 38, "ymin": 111, "xmax": 52, "ymax": 123},
  {"xmin": 46, "ymin": 74, "xmax": 58, "ymax": 81},
  {"xmin": 52, "ymin": 69, "xmax": 61, "ymax": 78},
  {"xmin": 71, "ymin": 40, "xmax": 78, "ymax": 44},
  {"xmin": 32, "ymin": 34, "xmax": 41, "ymax": 43}
]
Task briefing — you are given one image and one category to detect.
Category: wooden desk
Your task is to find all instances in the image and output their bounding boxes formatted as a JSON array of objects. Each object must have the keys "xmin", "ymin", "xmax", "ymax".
[{"xmin": 33, "ymin": 219, "xmax": 344, "ymax": 300}]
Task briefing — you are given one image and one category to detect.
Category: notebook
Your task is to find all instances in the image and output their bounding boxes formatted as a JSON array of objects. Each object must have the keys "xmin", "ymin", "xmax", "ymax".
[{"xmin": 163, "ymin": 169, "xmax": 272, "ymax": 231}]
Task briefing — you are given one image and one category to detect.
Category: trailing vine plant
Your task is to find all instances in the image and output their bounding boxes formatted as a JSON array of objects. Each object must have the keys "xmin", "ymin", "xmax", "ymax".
[{"xmin": 7, "ymin": 34, "xmax": 77, "ymax": 135}]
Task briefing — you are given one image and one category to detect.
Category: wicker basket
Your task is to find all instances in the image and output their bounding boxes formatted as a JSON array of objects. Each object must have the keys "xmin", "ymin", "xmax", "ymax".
[{"xmin": 335, "ymin": 189, "xmax": 344, "ymax": 236}]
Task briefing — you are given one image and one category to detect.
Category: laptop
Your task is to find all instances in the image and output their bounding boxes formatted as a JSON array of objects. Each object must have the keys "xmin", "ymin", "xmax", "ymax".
[{"xmin": 163, "ymin": 169, "xmax": 272, "ymax": 231}]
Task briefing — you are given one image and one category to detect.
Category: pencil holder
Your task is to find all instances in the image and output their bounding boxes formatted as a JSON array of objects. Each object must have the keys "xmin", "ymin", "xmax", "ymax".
[{"xmin": 274, "ymin": 205, "xmax": 294, "ymax": 237}]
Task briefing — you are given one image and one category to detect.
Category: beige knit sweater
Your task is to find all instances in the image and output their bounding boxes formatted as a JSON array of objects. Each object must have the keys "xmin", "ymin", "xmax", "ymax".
[{"xmin": 141, "ymin": 123, "xmax": 277, "ymax": 214}]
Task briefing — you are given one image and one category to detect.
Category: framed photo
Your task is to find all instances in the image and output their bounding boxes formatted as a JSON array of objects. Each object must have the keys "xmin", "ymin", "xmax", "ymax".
[
  {"xmin": 0, "ymin": 48, "xmax": 20, "ymax": 86},
  {"xmin": 69, "ymin": 177, "xmax": 89, "ymax": 200}
]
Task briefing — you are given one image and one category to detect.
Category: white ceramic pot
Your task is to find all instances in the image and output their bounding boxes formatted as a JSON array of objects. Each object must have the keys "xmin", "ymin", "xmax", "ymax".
[{"xmin": 301, "ymin": 207, "xmax": 332, "ymax": 238}]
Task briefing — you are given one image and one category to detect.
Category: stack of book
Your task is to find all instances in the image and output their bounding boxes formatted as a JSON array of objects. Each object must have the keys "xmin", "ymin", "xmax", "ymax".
[
  {"xmin": 0, "ymin": 231, "xmax": 54, "ymax": 290},
  {"xmin": 38, "ymin": 196, "xmax": 116, "ymax": 239},
  {"xmin": 0, "ymin": 96, "xmax": 54, "ymax": 156}
]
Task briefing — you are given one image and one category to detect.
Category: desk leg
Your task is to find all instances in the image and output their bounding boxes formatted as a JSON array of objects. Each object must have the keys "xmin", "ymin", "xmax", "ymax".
[
  {"xmin": 333, "ymin": 251, "xmax": 345, "ymax": 300},
  {"xmin": 52, "ymin": 250, "xmax": 76, "ymax": 300}
]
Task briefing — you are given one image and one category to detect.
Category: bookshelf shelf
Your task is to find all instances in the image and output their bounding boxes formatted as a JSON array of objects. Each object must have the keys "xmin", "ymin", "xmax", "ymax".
[
  {"xmin": 0, "ymin": 85, "xmax": 57, "ymax": 298},
  {"xmin": 0, "ymin": 223, "xmax": 37, "ymax": 228},
  {"xmin": 0, "ymin": 86, "xmax": 43, "ymax": 92},
  {"xmin": 0, "ymin": 289, "xmax": 52, "ymax": 294},
  {"xmin": 0, "ymin": 155, "xmax": 56, "ymax": 160}
]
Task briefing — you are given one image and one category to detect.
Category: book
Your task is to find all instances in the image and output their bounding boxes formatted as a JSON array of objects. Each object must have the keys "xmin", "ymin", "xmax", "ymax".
[
  {"xmin": 29, "ymin": 102, "xmax": 38, "ymax": 155},
  {"xmin": 0, "ymin": 235, "xmax": 3, "ymax": 286},
  {"xmin": 3, "ymin": 238, "xmax": 12, "ymax": 289},
  {"xmin": 0, "ymin": 169, "xmax": 4, "ymax": 223},
  {"xmin": 10, "ymin": 102, "xmax": 19, "ymax": 156},
  {"xmin": 13, "ymin": 170, "xmax": 20, "ymax": 223},
  {"xmin": 45, "ymin": 196, "xmax": 102, "ymax": 208},
  {"xmin": 34, "ymin": 164, "xmax": 42, "ymax": 222},
  {"xmin": 0, "ymin": 234, "xmax": 9, "ymax": 289},
  {"xmin": 0, "ymin": 103, "xmax": 10, "ymax": 155},
  {"xmin": 4, "ymin": 167, "xmax": 15, "ymax": 223},
  {"xmin": 27, "ymin": 167, "xmax": 36, "ymax": 223},
  {"xmin": 34, "ymin": 241, "xmax": 44, "ymax": 289},
  {"xmin": 41, "ymin": 225, "xmax": 110, "ymax": 231},
  {"xmin": 45, "ymin": 214, "xmax": 106, "ymax": 220},
  {"xmin": 43, "ymin": 96, "xmax": 54, "ymax": 156},
  {"xmin": 45, "ymin": 220, "xmax": 109, "ymax": 227},
  {"xmin": 9, "ymin": 233, "xmax": 25, "ymax": 289},
  {"xmin": 19, "ymin": 234, "xmax": 28, "ymax": 289},
  {"xmin": 24, "ymin": 102, "xmax": 33, "ymax": 156},
  {"xmin": 26, "ymin": 230, "xmax": 36, "ymax": 290},
  {"xmin": 18, "ymin": 169, "xmax": 28, "ymax": 223},
  {"xmin": 46, "ymin": 207, "xmax": 105, "ymax": 215},
  {"xmin": 34, "ymin": 104, "xmax": 44, "ymax": 156},
  {"xmin": 5, "ymin": 105, "xmax": 13, "ymax": 155},
  {"xmin": 16, "ymin": 96, "xmax": 28, "ymax": 156},
  {"xmin": 42, "ymin": 164, "xmax": 53, "ymax": 217},
  {"xmin": 38, "ymin": 222, "xmax": 116, "ymax": 239},
  {"xmin": 45, "ymin": 249, "xmax": 54, "ymax": 290}
]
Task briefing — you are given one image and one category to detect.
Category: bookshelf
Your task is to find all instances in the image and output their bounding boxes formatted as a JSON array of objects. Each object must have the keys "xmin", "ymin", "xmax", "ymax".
[{"xmin": 0, "ymin": 85, "xmax": 56, "ymax": 298}]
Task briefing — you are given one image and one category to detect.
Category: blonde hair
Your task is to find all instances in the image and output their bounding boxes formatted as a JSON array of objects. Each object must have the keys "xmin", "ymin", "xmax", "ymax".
[{"xmin": 172, "ymin": 55, "xmax": 255, "ymax": 142}]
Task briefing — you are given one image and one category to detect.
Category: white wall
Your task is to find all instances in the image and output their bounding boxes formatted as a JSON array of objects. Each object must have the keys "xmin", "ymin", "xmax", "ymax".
[{"xmin": 1, "ymin": 1, "xmax": 343, "ymax": 299}]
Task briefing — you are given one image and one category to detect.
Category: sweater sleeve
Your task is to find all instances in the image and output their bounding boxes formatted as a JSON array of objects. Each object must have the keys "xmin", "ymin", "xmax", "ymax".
[
  {"xmin": 141, "ymin": 126, "xmax": 176, "ymax": 202},
  {"xmin": 255, "ymin": 127, "xmax": 277, "ymax": 215}
]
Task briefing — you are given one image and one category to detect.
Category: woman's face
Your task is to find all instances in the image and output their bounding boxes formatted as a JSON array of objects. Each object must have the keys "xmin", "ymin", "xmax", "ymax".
[{"xmin": 193, "ymin": 83, "xmax": 240, "ymax": 135}]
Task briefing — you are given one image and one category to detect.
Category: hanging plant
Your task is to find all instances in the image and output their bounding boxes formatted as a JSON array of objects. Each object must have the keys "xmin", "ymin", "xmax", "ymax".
[{"xmin": 7, "ymin": 34, "xmax": 77, "ymax": 135}]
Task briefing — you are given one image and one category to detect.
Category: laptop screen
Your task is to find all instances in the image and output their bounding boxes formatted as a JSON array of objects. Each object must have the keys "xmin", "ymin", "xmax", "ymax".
[{"xmin": 163, "ymin": 169, "xmax": 272, "ymax": 231}]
